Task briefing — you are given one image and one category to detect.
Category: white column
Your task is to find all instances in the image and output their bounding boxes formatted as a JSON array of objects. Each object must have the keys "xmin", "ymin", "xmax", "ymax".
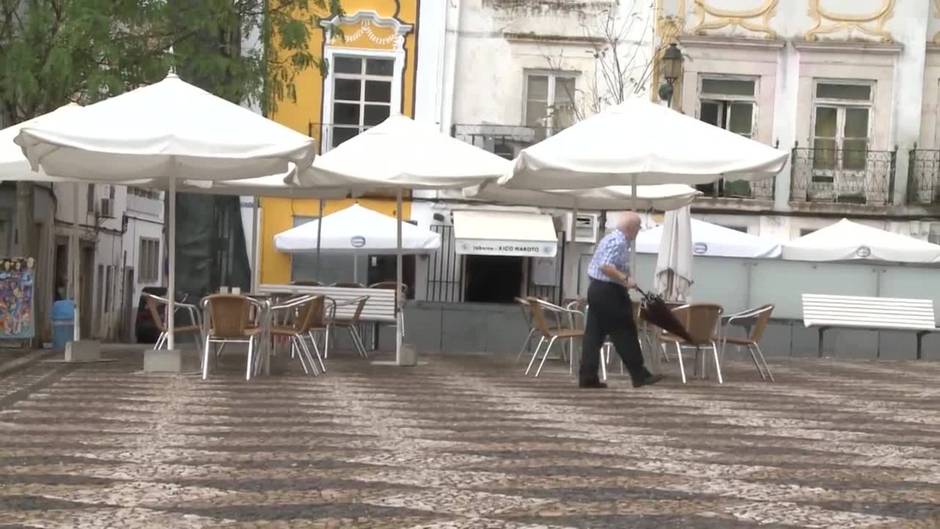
[{"xmin": 167, "ymin": 176, "xmax": 176, "ymax": 350}]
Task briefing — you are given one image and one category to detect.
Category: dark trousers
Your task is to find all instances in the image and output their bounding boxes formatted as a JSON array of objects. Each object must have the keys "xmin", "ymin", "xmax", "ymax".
[{"xmin": 580, "ymin": 279, "xmax": 648, "ymax": 383}]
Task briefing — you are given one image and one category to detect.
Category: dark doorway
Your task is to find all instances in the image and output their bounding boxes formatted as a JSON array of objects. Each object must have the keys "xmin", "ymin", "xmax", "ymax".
[
  {"xmin": 367, "ymin": 255, "xmax": 415, "ymax": 298},
  {"xmin": 464, "ymin": 256, "xmax": 523, "ymax": 303}
]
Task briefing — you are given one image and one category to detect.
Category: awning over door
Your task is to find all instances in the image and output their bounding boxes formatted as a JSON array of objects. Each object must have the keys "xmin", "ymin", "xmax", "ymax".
[{"xmin": 453, "ymin": 210, "xmax": 558, "ymax": 257}]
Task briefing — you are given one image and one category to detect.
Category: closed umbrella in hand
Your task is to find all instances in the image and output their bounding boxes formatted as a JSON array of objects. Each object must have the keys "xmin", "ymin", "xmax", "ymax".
[{"xmin": 635, "ymin": 286, "xmax": 693, "ymax": 342}]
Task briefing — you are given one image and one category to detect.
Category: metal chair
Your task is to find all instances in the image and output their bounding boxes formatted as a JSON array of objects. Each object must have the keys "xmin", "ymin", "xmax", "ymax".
[
  {"xmin": 524, "ymin": 297, "xmax": 584, "ymax": 377},
  {"xmin": 143, "ymin": 293, "xmax": 203, "ymax": 350},
  {"xmin": 326, "ymin": 296, "xmax": 370, "ymax": 358},
  {"xmin": 269, "ymin": 295, "xmax": 330, "ymax": 375},
  {"xmin": 719, "ymin": 304, "xmax": 775, "ymax": 382},
  {"xmin": 201, "ymin": 294, "xmax": 265, "ymax": 380},
  {"xmin": 658, "ymin": 303, "xmax": 724, "ymax": 384}
]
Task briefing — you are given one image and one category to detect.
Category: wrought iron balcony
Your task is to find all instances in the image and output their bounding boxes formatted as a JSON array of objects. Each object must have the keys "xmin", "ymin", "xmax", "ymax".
[
  {"xmin": 452, "ymin": 124, "xmax": 552, "ymax": 160},
  {"xmin": 908, "ymin": 148, "xmax": 940, "ymax": 205},
  {"xmin": 790, "ymin": 146, "xmax": 896, "ymax": 206}
]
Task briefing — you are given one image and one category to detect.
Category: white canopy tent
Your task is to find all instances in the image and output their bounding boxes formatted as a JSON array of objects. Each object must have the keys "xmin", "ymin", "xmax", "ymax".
[
  {"xmin": 294, "ymin": 115, "xmax": 508, "ymax": 365},
  {"xmin": 15, "ymin": 73, "xmax": 317, "ymax": 352},
  {"xmin": 782, "ymin": 219, "xmax": 940, "ymax": 263},
  {"xmin": 636, "ymin": 218, "xmax": 782, "ymax": 258},
  {"xmin": 275, "ymin": 204, "xmax": 440, "ymax": 254}
]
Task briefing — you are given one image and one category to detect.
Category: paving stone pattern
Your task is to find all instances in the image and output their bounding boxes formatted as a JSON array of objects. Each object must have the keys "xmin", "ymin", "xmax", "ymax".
[{"xmin": 1, "ymin": 349, "xmax": 939, "ymax": 528}]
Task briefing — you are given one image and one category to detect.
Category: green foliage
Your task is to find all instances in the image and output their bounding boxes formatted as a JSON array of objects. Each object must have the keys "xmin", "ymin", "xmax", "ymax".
[{"xmin": 0, "ymin": 0, "xmax": 343, "ymax": 125}]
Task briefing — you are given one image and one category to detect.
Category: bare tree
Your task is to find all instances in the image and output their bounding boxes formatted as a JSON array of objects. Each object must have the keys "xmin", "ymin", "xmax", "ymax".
[{"xmin": 540, "ymin": 0, "xmax": 663, "ymax": 125}]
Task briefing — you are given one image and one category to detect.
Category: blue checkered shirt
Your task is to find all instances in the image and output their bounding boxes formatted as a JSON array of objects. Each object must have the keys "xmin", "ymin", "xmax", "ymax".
[{"xmin": 587, "ymin": 230, "xmax": 631, "ymax": 283}]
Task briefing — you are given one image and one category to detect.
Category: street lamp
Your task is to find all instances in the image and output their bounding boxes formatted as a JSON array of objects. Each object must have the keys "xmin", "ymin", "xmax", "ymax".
[{"xmin": 658, "ymin": 43, "xmax": 683, "ymax": 107}]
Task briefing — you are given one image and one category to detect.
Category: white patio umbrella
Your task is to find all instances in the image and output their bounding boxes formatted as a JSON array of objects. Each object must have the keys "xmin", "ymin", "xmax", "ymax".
[
  {"xmin": 782, "ymin": 219, "xmax": 940, "ymax": 263},
  {"xmin": 294, "ymin": 114, "xmax": 508, "ymax": 365},
  {"xmin": 15, "ymin": 73, "xmax": 317, "ymax": 351},
  {"xmin": 652, "ymin": 206, "xmax": 693, "ymax": 301},
  {"xmin": 502, "ymin": 98, "xmax": 788, "ymax": 190}
]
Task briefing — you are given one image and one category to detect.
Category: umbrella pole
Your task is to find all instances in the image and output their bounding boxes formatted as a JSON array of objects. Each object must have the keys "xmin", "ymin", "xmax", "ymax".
[
  {"xmin": 395, "ymin": 189, "xmax": 403, "ymax": 365},
  {"xmin": 251, "ymin": 196, "xmax": 259, "ymax": 292},
  {"xmin": 316, "ymin": 199, "xmax": 324, "ymax": 278},
  {"xmin": 167, "ymin": 174, "xmax": 176, "ymax": 351},
  {"xmin": 72, "ymin": 183, "xmax": 81, "ymax": 342},
  {"xmin": 630, "ymin": 175, "xmax": 638, "ymax": 284}
]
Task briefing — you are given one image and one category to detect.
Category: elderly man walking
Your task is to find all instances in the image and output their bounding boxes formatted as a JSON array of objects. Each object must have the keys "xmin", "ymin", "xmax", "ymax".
[{"xmin": 580, "ymin": 212, "xmax": 663, "ymax": 389}]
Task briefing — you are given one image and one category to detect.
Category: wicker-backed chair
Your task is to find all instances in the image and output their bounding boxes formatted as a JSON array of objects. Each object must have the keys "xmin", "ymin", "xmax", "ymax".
[
  {"xmin": 270, "ymin": 295, "xmax": 331, "ymax": 375},
  {"xmin": 659, "ymin": 303, "xmax": 724, "ymax": 384},
  {"xmin": 201, "ymin": 294, "xmax": 265, "ymax": 380},
  {"xmin": 524, "ymin": 297, "xmax": 584, "ymax": 377},
  {"xmin": 143, "ymin": 293, "xmax": 202, "ymax": 350}
]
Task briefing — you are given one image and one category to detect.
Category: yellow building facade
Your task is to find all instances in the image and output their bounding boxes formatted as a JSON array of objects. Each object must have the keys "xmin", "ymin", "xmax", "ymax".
[{"xmin": 260, "ymin": 0, "xmax": 420, "ymax": 285}]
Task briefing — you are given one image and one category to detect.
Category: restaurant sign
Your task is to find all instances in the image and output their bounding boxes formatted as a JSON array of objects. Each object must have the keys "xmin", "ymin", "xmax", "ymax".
[{"xmin": 455, "ymin": 239, "xmax": 557, "ymax": 258}]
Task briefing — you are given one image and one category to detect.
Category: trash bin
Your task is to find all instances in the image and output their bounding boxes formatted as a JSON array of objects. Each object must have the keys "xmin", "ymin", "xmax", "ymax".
[{"xmin": 51, "ymin": 300, "xmax": 76, "ymax": 352}]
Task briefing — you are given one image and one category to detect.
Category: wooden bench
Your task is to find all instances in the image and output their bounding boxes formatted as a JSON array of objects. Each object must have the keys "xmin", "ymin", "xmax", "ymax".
[
  {"xmin": 802, "ymin": 294, "xmax": 937, "ymax": 359},
  {"xmin": 258, "ymin": 284, "xmax": 403, "ymax": 338}
]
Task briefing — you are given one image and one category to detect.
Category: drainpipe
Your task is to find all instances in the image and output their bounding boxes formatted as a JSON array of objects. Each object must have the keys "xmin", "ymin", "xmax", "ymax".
[{"xmin": 441, "ymin": 0, "xmax": 461, "ymax": 136}]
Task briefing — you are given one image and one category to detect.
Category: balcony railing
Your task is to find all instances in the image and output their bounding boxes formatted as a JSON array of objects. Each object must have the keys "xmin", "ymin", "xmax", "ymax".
[
  {"xmin": 452, "ymin": 124, "xmax": 553, "ymax": 160},
  {"xmin": 790, "ymin": 146, "xmax": 896, "ymax": 206},
  {"xmin": 908, "ymin": 148, "xmax": 940, "ymax": 205}
]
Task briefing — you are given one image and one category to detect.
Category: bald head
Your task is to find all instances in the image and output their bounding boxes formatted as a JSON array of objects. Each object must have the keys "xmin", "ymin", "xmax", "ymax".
[{"xmin": 616, "ymin": 212, "xmax": 642, "ymax": 239}]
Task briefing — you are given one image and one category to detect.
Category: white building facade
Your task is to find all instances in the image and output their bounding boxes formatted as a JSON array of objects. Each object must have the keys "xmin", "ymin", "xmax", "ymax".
[{"xmin": 663, "ymin": 0, "xmax": 940, "ymax": 242}]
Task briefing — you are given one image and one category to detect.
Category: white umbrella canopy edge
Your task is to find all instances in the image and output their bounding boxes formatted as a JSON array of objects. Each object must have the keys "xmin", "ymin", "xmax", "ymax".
[
  {"xmin": 782, "ymin": 218, "xmax": 940, "ymax": 263},
  {"xmin": 462, "ymin": 181, "xmax": 702, "ymax": 211},
  {"xmin": 636, "ymin": 218, "xmax": 782, "ymax": 259},
  {"xmin": 15, "ymin": 73, "xmax": 317, "ymax": 182},
  {"xmin": 295, "ymin": 114, "xmax": 511, "ymax": 190},
  {"xmin": 500, "ymin": 98, "xmax": 788, "ymax": 190}
]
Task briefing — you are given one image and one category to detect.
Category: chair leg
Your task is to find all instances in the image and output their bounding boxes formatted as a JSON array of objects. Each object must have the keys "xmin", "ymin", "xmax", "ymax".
[
  {"xmin": 201, "ymin": 335, "xmax": 211, "ymax": 380},
  {"xmin": 308, "ymin": 332, "xmax": 327, "ymax": 373},
  {"xmin": 753, "ymin": 343, "xmax": 774, "ymax": 382},
  {"xmin": 516, "ymin": 328, "xmax": 536, "ymax": 364},
  {"xmin": 350, "ymin": 326, "xmax": 368, "ymax": 359},
  {"xmin": 299, "ymin": 335, "xmax": 319, "ymax": 376},
  {"xmin": 712, "ymin": 341, "xmax": 723, "ymax": 384},
  {"xmin": 216, "ymin": 342, "xmax": 226, "ymax": 359},
  {"xmin": 746, "ymin": 344, "xmax": 766, "ymax": 381},
  {"xmin": 535, "ymin": 336, "xmax": 558, "ymax": 377},
  {"xmin": 292, "ymin": 337, "xmax": 310, "ymax": 375},
  {"xmin": 675, "ymin": 343, "xmax": 687, "ymax": 384},
  {"xmin": 245, "ymin": 337, "xmax": 254, "ymax": 381},
  {"xmin": 324, "ymin": 326, "xmax": 331, "ymax": 358},
  {"xmin": 525, "ymin": 337, "xmax": 544, "ymax": 375},
  {"xmin": 600, "ymin": 343, "xmax": 608, "ymax": 382},
  {"xmin": 154, "ymin": 332, "xmax": 166, "ymax": 351}
]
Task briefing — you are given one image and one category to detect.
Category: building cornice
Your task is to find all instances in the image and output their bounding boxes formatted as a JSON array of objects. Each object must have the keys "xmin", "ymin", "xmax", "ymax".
[{"xmin": 791, "ymin": 39, "xmax": 903, "ymax": 55}]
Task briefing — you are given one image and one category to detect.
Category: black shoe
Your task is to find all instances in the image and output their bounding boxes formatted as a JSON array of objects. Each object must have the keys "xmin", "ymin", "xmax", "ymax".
[
  {"xmin": 632, "ymin": 374, "xmax": 665, "ymax": 388},
  {"xmin": 578, "ymin": 380, "xmax": 608, "ymax": 389}
]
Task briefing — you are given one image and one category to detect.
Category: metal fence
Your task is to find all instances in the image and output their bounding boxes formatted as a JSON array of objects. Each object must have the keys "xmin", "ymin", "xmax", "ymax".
[
  {"xmin": 909, "ymin": 148, "xmax": 940, "ymax": 205},
  {"xmin": 426, "ymin": 225, "xmax": 463, "ymax": 303},
  {"xmin": 790, "ymin": 146, "xmax": 896, "ymax": 206}
]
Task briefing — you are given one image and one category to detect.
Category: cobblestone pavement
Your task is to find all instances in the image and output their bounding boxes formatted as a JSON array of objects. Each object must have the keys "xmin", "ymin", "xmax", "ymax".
[{"xmin": 1, "ymin": 348, "xmax": 939, "ymax": 528}]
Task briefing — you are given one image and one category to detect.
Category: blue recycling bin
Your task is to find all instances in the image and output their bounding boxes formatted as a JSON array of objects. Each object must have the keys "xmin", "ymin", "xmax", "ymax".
[{"xmin": 51, "ymin": 300, "xmax": 76, "ymax": 352}]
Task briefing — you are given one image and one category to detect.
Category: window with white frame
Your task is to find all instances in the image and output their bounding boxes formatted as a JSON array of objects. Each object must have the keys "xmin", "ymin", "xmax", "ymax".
[
  {"xmin": 698, "ymin": 76, "xmax": 758, "ymax": 197},
  {"xmin": 138, "ymin": 238, "xmax": 160, "ymax": 283},
  {"xmin": 525, "ymin": 72, "xmax": 578, "ymax": 132},
  {"xmin": 331, "ymin": 55, "xmax": 394, "ymax": 148},
  {"xmin": 698, "ymin": 77, "xmax": 757, "ymax": 138},
  {"xmin": 812, "ymin": 81, "xmax": 873, "ymax": 182}
]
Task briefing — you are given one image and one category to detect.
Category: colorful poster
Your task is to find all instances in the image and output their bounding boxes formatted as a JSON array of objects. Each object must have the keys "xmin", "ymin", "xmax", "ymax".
[{"xmin": 0, "ymin": 257, "xmax": 35, "ymax": 339}]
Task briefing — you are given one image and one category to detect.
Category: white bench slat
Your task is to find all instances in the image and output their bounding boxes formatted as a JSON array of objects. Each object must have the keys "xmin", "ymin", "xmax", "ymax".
[{"xmin": 802, "ymin": 294, "xmax": 937, "ymax": 331}]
